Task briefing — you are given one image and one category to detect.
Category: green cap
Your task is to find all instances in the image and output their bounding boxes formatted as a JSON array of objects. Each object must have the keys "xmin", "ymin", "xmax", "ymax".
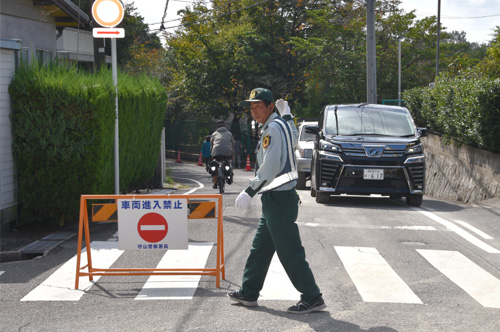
[{"xmin": 239, "ymin": 88, "xmax": 274, "ymax": 108}]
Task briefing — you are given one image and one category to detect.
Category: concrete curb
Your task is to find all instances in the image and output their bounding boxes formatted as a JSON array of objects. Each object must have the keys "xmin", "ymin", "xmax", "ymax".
[{"xmin": 0, "ymin": 232, "xmax": 76, "ymax": 263}]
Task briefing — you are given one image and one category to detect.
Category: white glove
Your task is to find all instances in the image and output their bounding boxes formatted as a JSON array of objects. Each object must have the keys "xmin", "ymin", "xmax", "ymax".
[
  {"xmin": 235, "ymin": 191, "xmax": 252, "ymax": 209},
  {"xmin": 275, "ymin": 98, "xmax": 291, "ymax": 117}
]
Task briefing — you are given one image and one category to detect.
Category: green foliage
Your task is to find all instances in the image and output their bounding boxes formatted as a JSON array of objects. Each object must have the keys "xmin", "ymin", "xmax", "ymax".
[
  {"xmin": 9, "ymin": 64, "xmax": 166, "ymax": 225},
  {"xmin": 117, "ymin": 2, "xmax": 162, "ymax": 66},
  {"xmin": 476, "ymin": 27, "xmax": 500, "ymax": 78},
  {"xmin": 404, "ymin": 76, "xmax": 500, "ymax": 153},
  {"xmin": 161, "ymin": 0, "xmax": 493, "ymax": 122}
]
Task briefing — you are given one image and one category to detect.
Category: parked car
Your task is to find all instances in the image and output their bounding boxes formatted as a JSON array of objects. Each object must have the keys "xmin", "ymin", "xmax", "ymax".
[
  {"xmin": 295, "ymin": 121, "xmax": 318, "ymax": 189},
  {"xmin": 308, "ymin": 104, "xmax": 428, "ymax": 206}
]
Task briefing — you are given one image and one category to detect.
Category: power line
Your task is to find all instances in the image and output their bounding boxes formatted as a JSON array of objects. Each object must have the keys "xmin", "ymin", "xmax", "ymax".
[
  {"xmin": 152, "ymin": 0, "xmax": 276, "ymax": 32},
  {"xmin": 441, "ymin": 13, "xmax": 500, "ymax": 19},
  {"xmin": 149, "ymin": 0, "xmax": 253, "ymax": 27},
  {"xmin": 412, "ymin": 11, "xmax": 500, "ymax": 20}
]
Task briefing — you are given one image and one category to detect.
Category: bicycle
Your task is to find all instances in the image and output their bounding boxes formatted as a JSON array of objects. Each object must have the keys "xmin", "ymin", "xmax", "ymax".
[{"xmin": 209, "ymin": 159, "xmax": 233, "ymax": 194}]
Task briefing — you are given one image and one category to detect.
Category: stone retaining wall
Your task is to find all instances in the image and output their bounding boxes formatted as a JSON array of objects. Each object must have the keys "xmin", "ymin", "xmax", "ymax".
[{"xmin": 422, "ymin": 134, "xmax": 500, "ymax": 204}]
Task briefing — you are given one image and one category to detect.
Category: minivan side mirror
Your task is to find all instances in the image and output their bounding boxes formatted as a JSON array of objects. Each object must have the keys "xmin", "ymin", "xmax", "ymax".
[
  {"xmin": 417, "ymin": 127, "xmax": 428, "ymax": 137},
  {"xmin": 305, "ymin": 125, "xmax": 319, "ymax": 135}
]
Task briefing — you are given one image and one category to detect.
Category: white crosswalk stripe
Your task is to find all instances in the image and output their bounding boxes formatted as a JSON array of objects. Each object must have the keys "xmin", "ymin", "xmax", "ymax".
[
  {"xmin": 260, "ymin": 253, "xmax": 301, "ymax": 300},
  {"xmin": 335, "ymin": 246, "xmax": 423, "ymax": 304},
  {"xmin": 136, "ymin": 242, "xmax": 214, "ymax": 300},
  {"xmin": 21, "ymin": 241, "xmax": 124, "ymax": 301},
  {"xmin": 418, "ymin": 249, "xmax": 500, "ymax": 308},
  {"xmin": 16, "ymin": 243, "xmax": 500, "ymax": 309}
]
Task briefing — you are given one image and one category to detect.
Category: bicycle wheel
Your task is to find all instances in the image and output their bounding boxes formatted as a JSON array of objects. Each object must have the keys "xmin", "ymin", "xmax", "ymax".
[{"xmin": 218, "ymin": 177, "xmax": 225, "ymax": 194}]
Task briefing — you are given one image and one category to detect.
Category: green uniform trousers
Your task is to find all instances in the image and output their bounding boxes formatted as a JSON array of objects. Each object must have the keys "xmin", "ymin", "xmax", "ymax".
[{"xmin": 239, "ymin": 188, "xmax": 322, "ymax": 303}]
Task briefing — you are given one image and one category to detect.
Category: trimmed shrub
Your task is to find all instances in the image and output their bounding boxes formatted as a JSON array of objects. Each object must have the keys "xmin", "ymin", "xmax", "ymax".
[
  {"xmin": 403, "ymin": 77, "xmax": 500, "ymax": 153},
  {"xmin": 9, "ymin": 64, "xmax": 166, "ymax": 225}
]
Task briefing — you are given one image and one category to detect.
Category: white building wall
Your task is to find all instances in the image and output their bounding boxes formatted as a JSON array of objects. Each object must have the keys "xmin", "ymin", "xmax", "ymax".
[{"xmin": 0, "ymin": 48, "xmax": 16, "ymax": 211}]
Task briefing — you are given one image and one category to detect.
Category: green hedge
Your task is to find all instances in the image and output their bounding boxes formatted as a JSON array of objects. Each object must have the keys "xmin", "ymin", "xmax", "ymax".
[
  {"xmin": 403, "ymin": 77, "xmax": 500, "ymax": 153},
  {"xmin": 9, "ymin": 64, "xmax": 166, "ymax": 225}
]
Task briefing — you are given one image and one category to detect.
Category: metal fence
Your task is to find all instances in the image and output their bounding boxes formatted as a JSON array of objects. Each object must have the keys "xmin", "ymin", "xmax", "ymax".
[
  {"xmin": 164, "ymin": 119, "xmax": 258, "ymax": 163},
  {"xmin": 382, "ymin": 99, "xmax": 406, "ymax": 107}
]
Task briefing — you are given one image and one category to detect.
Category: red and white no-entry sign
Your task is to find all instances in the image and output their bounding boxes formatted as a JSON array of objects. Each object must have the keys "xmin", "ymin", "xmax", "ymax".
[
  {"xmin": 117, "ymin": 199, "xmax": 188, "ymax": 250},
  {"xmin": 137, "ymin": 213, "xmax": 168, "ymax": 243},
  {"xmin": 92, "ymin": 0, "xmax": 125, "ymax": 39},
  {"xmin": 92, "ymin": 0, "xmax": 124, "ymax": 27}
]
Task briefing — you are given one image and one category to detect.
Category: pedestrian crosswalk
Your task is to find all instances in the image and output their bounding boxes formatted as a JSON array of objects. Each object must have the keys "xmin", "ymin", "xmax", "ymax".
[
  {"xmin": 136, "ymin": 242, "xmax": 213, "ymax": 300},
  {"xmin": 21, "ymin": 241, "xmax": 124, "ymax": 302},
  {"xmin": 335, "ymin": 246, "xmax": 422, "ymax": 304},
  {"xmin": 417, "ymin": 249, "xmax": 500, "ymax": 308},
  {"xmin": 15, "ymin": 242, "xmax": 500, "ymax": 309}
]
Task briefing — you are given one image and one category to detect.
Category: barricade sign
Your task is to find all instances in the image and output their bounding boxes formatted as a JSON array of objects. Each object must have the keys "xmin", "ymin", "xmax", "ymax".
[
  {"xmin": 75, "ymin": 194, "xmax": 225, "ymax": 289},
  {"xmin": 117, "ymin": 198, "xmax": 188, "ymax": 250}
]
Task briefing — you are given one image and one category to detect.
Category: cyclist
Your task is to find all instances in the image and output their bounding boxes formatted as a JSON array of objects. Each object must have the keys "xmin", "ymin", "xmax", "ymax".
[{"xmin": 210, "ymin": 120, "xmax": 234, "ymax": 189}]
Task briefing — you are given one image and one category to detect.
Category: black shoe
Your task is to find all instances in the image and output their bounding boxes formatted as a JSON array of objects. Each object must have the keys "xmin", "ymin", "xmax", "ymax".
[
  {"xmin": 287, "ymin": 297, "xmax": 326, "ymax": 314},
  {"xmin": 213, "ymin": 183, "xmax": 217, "ymax": 189},
  {"xmin": 227, "ymin": 290, "xmax": 258, "ymax": 307}
]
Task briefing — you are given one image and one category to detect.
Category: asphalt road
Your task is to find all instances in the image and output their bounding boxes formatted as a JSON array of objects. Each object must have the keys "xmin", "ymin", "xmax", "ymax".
[{"xmin": 1, "ymin": 160, "xmax": 499, "ymax": 332}]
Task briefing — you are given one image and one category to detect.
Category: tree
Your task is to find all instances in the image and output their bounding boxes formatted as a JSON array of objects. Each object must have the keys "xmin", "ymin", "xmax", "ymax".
[
  {"xmin": 161, "ymin": 0, "xmax": 491, "ymax": 121},
  {"xmin": 476, "ymin": 27, "xmax": 500, "ymax": 78},
  {"xmin": 117, "ymin": 2, "xmax": 162, "ymax": 66}
]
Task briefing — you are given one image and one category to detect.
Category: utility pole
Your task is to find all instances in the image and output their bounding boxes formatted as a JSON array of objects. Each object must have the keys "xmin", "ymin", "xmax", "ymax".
[
  {"xmin": 366, "ymin": 0, "xmax": 377, "ymax": 104},
  {"xmin": 398, "ymin": 39, "xmax": 401, "ymax": 106},
  {"xmin": 354, "ymin": 0, "xmax": 377, "ymax": 104},
  {"xmin": 436, "ymin": 0, "xmax": 441, "ymax": 77}
]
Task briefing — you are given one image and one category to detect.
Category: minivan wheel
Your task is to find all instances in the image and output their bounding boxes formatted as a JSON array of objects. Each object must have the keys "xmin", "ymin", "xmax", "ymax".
[
  {"xmin": 316, "ymin": 192, "xmax": 330, "ymax": 204},
  {"xmin": 310, "ymin": 187, "xmax": 316, "ymax": 197},
  {"xmin": 296, "ymin": 172, "xmax": 307, "ymax": 190},
  {"xmin": 406, "ymin": 194, "xmax": 423, "ymax": 207}
]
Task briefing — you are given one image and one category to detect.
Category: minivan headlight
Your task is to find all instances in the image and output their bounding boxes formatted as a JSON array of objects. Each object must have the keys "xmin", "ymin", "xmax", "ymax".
[
  {"xmin": 320, "ymin": 140, "xmax": 342, "ymax": 153},
  {"xmin": 406, "ymin": 143, "xmax": 423, "ymax": 154}
]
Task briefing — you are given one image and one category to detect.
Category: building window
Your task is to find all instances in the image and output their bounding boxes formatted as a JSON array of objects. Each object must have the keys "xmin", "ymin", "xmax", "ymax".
[
  {"xmin": 36, "ymin": 49, "xmax": 53, "ymax": 65},
  {"xmin": 15, "ymin": 47, "xmax": 29, "ymax": 68}
]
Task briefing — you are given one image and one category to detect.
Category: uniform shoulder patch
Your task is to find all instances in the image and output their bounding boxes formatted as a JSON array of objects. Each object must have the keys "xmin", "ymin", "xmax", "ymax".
[{"xmin": 262, "ymin": 134, "xmax": 271, "ymax": 149}]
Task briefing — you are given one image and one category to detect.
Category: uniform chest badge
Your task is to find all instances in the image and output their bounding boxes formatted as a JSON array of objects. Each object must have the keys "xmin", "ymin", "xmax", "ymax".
[{"xmin": 262, "ymin": 134, "xmax": 271, "ymax": 149}]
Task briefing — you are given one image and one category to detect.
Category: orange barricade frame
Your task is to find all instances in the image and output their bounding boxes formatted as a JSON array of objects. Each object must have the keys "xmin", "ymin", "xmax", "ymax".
[{"xmin": 75, "ymin": 194, "xmax": 225, "ymax": 289}]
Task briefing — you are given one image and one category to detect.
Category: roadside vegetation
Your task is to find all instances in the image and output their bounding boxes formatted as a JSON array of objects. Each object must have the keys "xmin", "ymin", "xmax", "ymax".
[
  {"xmin": 9, "ymin": 65, "xmax": 166, "ymax": 226},
  {"xmin": 107, "ymin": 1, "xmax": 499, "ymax": 152},
  {"xmin": 10, "ymin": 0, "xmax": 498, "ymax": 227}
]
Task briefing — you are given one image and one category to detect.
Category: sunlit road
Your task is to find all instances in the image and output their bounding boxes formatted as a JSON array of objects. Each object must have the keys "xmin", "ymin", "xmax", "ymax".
[{"xmin": 1, "ymin": 160, "xmax": 499, "ymax": 332}]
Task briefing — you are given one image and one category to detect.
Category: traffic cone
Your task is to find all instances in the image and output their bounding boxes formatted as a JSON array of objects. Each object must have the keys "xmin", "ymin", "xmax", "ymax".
[
  {"xmin": 197, "ymin": 152, "xmax": 203, "ymax": 166},
  {"xmin": 176, "ymin": 149, "xmax": 182, "ymax": 163},
  {"xmin": 245, "ymin": 155, "xmax": 252, "ymax": 171}
]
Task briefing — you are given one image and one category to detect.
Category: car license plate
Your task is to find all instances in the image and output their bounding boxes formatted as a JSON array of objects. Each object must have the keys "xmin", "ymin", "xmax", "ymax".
[{"xmin": 363, "ymin": 169, "xmax": 384, "ymax": 180}]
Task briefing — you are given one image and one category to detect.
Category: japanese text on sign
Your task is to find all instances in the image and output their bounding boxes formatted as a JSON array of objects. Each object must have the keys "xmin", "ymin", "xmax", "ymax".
[{"xmin": 120, "ymin": 200, "xmax": 183, "ymax": 210}]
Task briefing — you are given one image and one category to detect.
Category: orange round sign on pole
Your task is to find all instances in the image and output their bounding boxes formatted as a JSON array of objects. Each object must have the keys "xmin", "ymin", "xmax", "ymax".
[{"xmin": 92, "ymin": 0, "xmax": 124, "ymax": 28}]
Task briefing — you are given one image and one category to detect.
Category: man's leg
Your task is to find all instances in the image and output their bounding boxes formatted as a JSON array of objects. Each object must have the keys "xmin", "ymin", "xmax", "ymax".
[
  {"xmin": 239, "ymin": 216, "xmax": 276, "ymax": 301},
  {"xmin": 262, "ymin": 190, "xmax": 322, "ymax": 303}
]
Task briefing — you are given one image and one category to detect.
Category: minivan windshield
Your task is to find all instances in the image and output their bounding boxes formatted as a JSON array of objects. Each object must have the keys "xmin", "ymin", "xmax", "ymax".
[{"xmin": 324, "ymin": 107, "xmax": 415, "ymax": 137}]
